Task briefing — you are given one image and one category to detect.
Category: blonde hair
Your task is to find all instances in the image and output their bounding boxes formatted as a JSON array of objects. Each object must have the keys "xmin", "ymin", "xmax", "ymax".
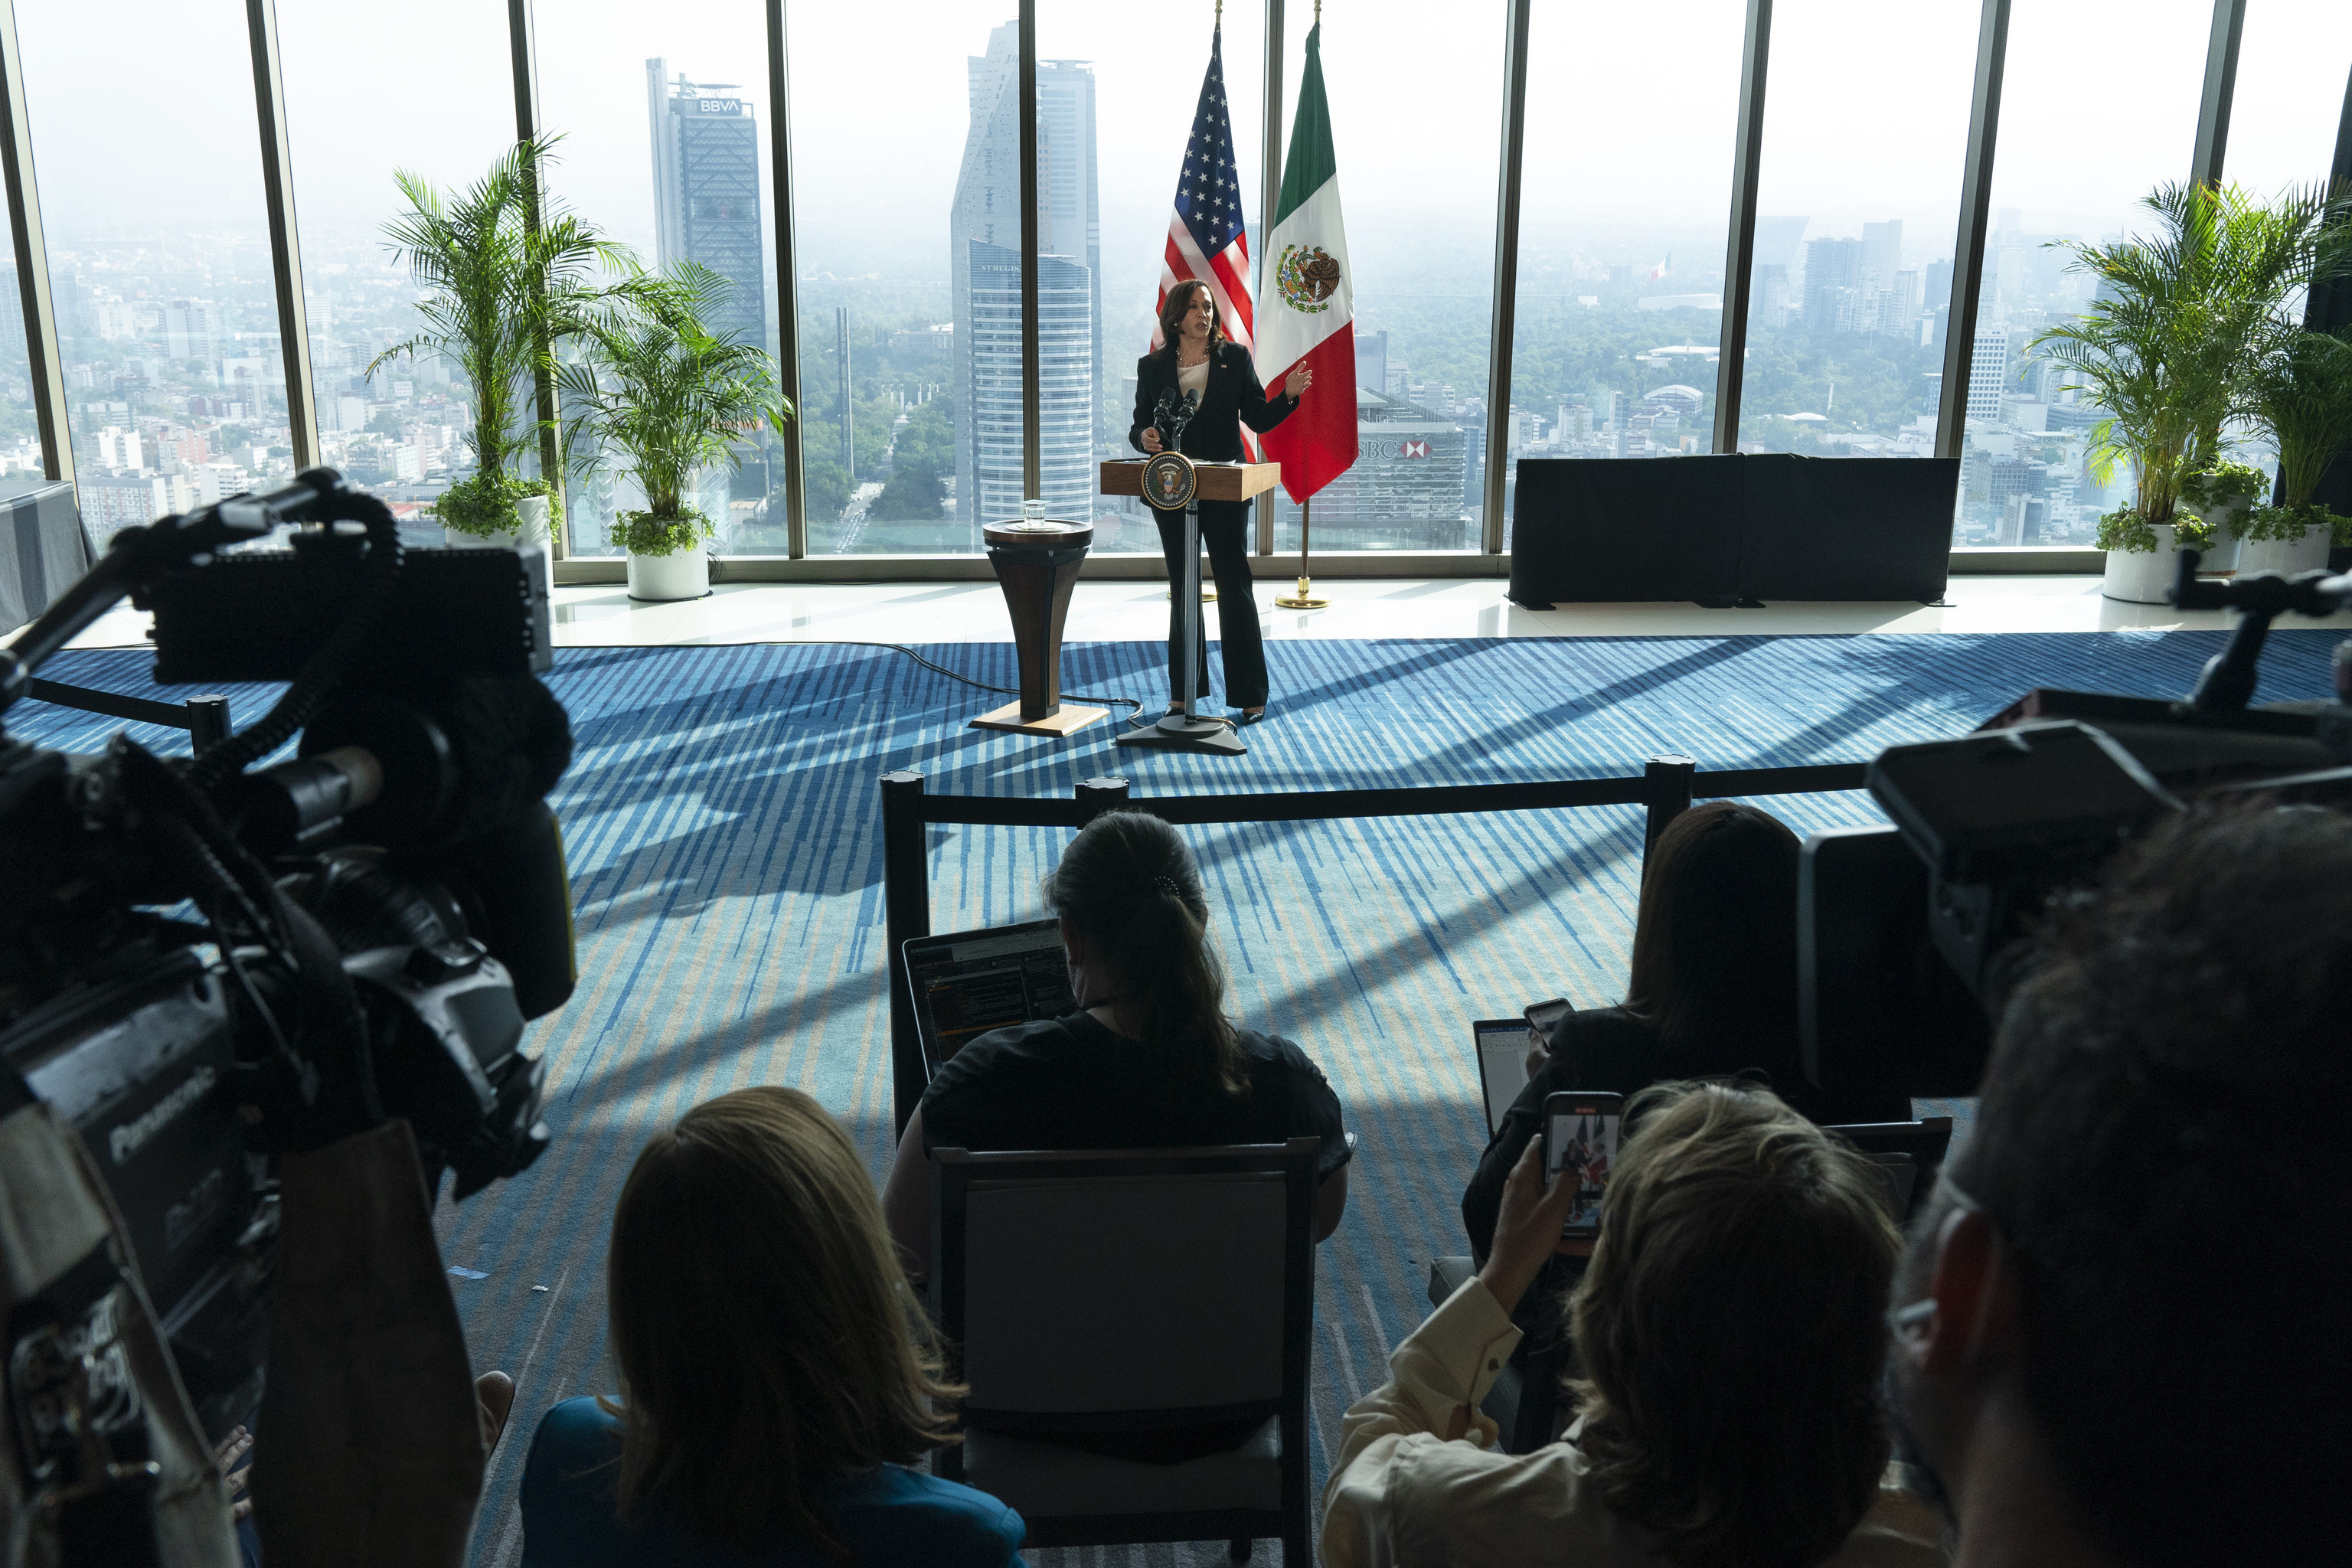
[
  {"xmin": 1568, "ymin": 1082, "xmax": 1900, "ymax": 1568},
  {"xmin": 604, "ymin": 1087, "xmax": 962, "ymax": 1554}
]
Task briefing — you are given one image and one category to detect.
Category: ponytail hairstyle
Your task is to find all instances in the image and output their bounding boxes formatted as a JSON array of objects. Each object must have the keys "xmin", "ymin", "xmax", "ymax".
[{"xmin": 1044, "ymin": 809, "xmax": 1249, "ymax": 1098}]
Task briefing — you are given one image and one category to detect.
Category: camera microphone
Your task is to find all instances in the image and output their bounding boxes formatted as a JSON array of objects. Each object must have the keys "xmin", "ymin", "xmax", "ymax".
[
  {"xmin": 213, "ymin": 466, "xmax": 351, "ymax": 537},
  {"xmin": 279, "ymin": 677, "xmax": 578, "ymax": 1018},
  {"xmin": 230, "ymin": 746, "xmax": 385, "ymax": 851}
]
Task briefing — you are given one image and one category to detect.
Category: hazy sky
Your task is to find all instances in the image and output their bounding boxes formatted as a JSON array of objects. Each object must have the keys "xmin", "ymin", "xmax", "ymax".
[{"xmin": 12, "ymin": 0, "xmax": 2348, "ymax": 291}]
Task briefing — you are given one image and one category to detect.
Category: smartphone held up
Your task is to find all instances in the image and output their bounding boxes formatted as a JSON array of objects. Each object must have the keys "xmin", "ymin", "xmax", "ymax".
[{"xmin": 1543, "ymin": 1092, "xmax": 1622, "ymax": 1238}]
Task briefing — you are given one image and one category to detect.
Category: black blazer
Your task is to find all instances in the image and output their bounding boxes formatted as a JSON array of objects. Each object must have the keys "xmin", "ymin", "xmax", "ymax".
[{"xmin": 1129, "ymin": 339, "xmax": 1298, "ymax": 462}]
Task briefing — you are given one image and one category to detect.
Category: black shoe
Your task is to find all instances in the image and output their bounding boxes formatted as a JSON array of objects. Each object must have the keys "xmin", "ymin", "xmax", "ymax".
[{"xmin": 1236, "ymin": 706, "xmax": 1268, "ymax": 726}]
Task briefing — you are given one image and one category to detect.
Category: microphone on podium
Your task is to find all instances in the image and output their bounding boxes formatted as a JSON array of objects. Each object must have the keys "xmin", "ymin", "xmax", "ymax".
[{"xmin": 1153, "ymin": 387, "xmax": 1201, "ymax": 452}]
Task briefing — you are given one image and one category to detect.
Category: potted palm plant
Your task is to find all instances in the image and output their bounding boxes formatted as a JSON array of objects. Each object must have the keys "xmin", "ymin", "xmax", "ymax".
[
  {"xmin": 2236, "ymin": 327, "xmax": 2352, "ymax": 574},
  {"xmin": 559, "ymin": 262, "xmax": 791, "ymax": 602},
  {"xmin": 2035, "ymin": 182, "xmax": 2337, "ymax": 603},
  {"xmin": 375, "ymin": 136, "xmax": 639, "ymax": 587}
]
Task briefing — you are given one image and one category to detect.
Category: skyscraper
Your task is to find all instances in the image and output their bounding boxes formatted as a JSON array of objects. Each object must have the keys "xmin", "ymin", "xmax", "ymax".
[
  {"xmin": 164, "ymin": 299, "xmax": 216, "ymax": 363},
  {"xmin": 836, "ymin": 305, "xmax": 854, "ymax": 478},
  {"xmin": 1804, "ymin": 237, "xmax": 1864, "ymax": 332},
  {"xmin": 1923, "ymin": 257, "xmax": 1955, "ymax": 317},
  {"xmin": 1753, "ymin": 215, "xmax": 1810, "ymax": 272},
  {"xmin": 1860, "ymin": 220, "xmax": 1903, "ymax": 288},
  {"xmin": 1967, "ymin": 327, "xmax": 2010, "ymax": 418},
  {"xmin": 967, "ymin": 243, "xmax": 1094, "ymax": 526},
  {"xmin": 1037, "ymin": 56, "xmax": 1101, "ymax": 453},
  {"xmin": 949, "ymin": 24, "xmax": 1099, "ymax": 529},
  {"xmin": 645, "ymin": 59, "xmax": 766, "ymax": 348}
]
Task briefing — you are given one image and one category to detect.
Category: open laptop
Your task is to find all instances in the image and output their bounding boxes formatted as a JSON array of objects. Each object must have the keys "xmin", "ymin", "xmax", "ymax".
[
  {"xmin": 1824, "ymin": 1118, "xmax": 1955, "ymax": 1223},
  {"xmin": 903, "ymin": 918, "xmax": 1073, "ymax": 1079},
  {"xmin": 1472, "ymin": 1018, "xmax": 1536, "ymax": 1138}
]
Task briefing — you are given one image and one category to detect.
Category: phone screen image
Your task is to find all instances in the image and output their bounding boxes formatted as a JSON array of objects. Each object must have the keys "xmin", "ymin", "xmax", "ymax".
[{"xmin": 1544, "ymin": 1094, "xmax": 1622, "ymax": 1237}]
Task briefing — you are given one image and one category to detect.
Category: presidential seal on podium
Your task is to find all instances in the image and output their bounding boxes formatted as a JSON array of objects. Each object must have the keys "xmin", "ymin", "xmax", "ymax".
[{"xmin": 1141, "ymin": 449, "xmax": 1198, "ymax": 513}]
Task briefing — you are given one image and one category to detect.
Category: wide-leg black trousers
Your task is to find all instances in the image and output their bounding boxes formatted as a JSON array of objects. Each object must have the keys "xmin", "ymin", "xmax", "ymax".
[{"xmin": 1154, "ymin": 500, "xmax": 1268, "ymax": 709}]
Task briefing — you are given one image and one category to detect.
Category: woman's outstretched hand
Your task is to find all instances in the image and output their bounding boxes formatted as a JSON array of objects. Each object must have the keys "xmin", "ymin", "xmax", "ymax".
[
  {"xmin": 1285, "ymin": 364, "xmax": 1314, "ymax": 400},
  {"xmin": 1142, "ymin": 426, "xmax": 1164, "ymax": 453},
  {"xmin": 1477, "ymin": 1135, "xmax": 1590, "ymax": 1313}
]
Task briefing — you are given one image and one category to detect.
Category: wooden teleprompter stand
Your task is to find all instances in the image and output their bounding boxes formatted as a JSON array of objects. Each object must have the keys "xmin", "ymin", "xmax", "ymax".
[{"xmin": 969, "ymin": 517, "xmax": 1109, "ymax": 737}]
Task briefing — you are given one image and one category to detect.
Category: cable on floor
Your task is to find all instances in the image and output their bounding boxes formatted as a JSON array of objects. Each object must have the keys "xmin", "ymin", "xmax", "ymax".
[{"xmin": 840, "ymin": 641, "xmax": 1188, "ymax": 730}]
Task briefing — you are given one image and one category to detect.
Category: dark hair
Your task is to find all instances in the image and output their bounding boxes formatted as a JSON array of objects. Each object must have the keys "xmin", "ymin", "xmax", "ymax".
[
  {"xmin": 1570, "ymin": 1081, "xmax": 1898, "ymax": 1568},
  {"xmin": 1155, "ymin": 279, "xmax": 1225, "ymax": 361},
  {"xmin": 605, "ymin": 1088, "xmax": 962, "ymax": 1556},
  {"xmin": 1622, "ymin": 802, "xmax": 1801, "ymax": 1051},
  {"xmin": 1946, "ymin": 802, "xmax": 2352, "ymax": 1567},
  {"xmin": 1044, "ymin": 809, "xmax": 1248, "ymax": 1097}
]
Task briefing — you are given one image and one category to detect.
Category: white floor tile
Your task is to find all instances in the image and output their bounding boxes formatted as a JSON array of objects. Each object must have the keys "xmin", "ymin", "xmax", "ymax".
[{"xmin": 38, "ymin": 573, "xmax": 2352, "ymax": 654}]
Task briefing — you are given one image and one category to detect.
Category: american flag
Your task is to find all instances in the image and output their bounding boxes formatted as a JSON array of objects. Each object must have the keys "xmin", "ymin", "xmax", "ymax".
[{"xmin": 1156, "ymin": 27, "xmax": 1257, "ymax": 456}]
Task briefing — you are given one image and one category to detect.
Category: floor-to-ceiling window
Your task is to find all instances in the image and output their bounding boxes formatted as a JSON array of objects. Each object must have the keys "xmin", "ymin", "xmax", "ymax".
[
  {"xmin": 1735, "ymin": 0, "xmax": 1979, "ymax": 466},
  {"xmin": 1264, "ymin": 0, "xmax": 1506, "ymax": 555},
  {"xmin": 1501, "ymin": 0, "xmax": 1747, "ymax": 547},
  {"xmin": 2222, "ymin": 6, "xmax": 2352, "ymax": 199},
  {"xmin": 1952, "ymin": 0, "xmax": 2210, "ymax": 549},
  {"xmin": 2210, "ymin": 5, "xmax": 2352, "ymax": 504},
  {"xmin": 785, "ymin": 2, "xmax": 987, "ymax": 556},
  {"xmin": 15, "ymin": 0, "xmax": 286, "ymax": 549},
  {"xmin": 1038, "ymin": 0, "xmax": 1266, "ymax": 555},
  {"xmin": 279, "ymin": 0, "xmax": 518, "ymax": 547},
  {"xmin": 0, "ymin": 263, "xmax": 44, "ymax": 500},
  {"xmin": 534, "ymin": 0, "xmax": 775, "ymax": 558}
]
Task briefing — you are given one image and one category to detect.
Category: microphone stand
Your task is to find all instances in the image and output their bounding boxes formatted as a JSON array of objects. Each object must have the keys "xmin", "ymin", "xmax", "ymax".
[{"xmin": 1119, "ymin": 390, "xmax": 1246, "ymax": 756}]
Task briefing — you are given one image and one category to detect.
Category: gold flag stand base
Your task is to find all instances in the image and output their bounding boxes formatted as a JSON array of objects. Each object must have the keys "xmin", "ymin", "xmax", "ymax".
[
  {"xmin": 1274, "ymin": 575, "xmax": 1328, "ymax": 610},
  {"xmin": 1277, "ymin": 497, "xmax": 1329, "ymax": 609},
  {"xmin": 969, "ymin": 699, "xmax": 1109, "ymax": 737}
]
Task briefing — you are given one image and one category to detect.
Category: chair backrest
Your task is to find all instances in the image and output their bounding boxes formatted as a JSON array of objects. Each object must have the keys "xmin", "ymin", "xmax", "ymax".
[{"xmin": 932, "ymin": 1138, "xmax": 1318, "ymax": 1430}]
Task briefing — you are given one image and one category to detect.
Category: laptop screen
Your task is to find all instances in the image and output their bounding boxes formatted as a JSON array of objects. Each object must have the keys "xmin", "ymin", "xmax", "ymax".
[
  {"xmin": 1475, "ymin": 1021, "xmax": 1534, "ymax": 1137},
  {"xmin": 905, "ymin": 919, "xmax": 1073, "ymax": 1073}
]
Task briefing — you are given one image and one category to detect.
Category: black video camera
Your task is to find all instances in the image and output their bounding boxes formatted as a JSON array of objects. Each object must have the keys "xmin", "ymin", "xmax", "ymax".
[
  {"xmin": 1798, "ymin": 553, "xmax": 2352, "ymax": 1122},
  {"xmin": 0, "ymin": 469, "xmax": 573, "ymax": 1466}
]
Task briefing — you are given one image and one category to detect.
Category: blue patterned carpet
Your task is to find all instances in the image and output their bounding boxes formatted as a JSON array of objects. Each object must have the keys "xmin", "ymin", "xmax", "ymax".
[{"xmin": 15, "ymin": 627, "xmax": 2341, "ymax": 1566}]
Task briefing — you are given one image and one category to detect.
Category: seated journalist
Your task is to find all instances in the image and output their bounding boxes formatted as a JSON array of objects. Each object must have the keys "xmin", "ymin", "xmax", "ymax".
[
  {"xmin": 884, "ymin": 808, "xmax": 1351, "ymax": 1286},
  {"xmin": 1458, "ymin": 802, "xmax": 1809, "ymax": 1446},
  {"xmin": 1323, "ymin": 1080, "xmax": 1944, "ymax": 1568},
  {"xmin": 520, "ymin": 1088, "xmax": 1024, "ymax": 1568},
  {"xmin": 1464, "ymin": 800, "xmax": 1811, "ymax": 1263},
  {"xmin": 1886, "ymin": 803, "xmax": 2351, "ymax": 1568}
]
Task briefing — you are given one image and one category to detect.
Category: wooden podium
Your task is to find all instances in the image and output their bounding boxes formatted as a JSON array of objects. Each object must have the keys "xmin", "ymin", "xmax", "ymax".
[
  {"xmin": 969, "ymin": 518, "xmax": 1106, "ymax": 737},
  {"xmin": 1101, "ymin": 458, "xmax": 1282, "ymax": 755},
  {"xmin": 1099, "ymin": 457, "xmax": 1284, "ymax": 509}
]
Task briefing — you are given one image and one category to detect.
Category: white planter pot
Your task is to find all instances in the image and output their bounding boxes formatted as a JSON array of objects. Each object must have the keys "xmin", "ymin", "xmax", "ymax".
[
  {"xmin": 2195, "ymin": 497, "xmax": 2247, "ymax": 573},
  {"xmin": 628, "ymin": 548, "xmax": 710, "ymax": 601},
  {"xmin": 2236, "ymin": 526, "xmax": 2332, "ymax": 578},
  {"xmin": 2102, "ymin": 524, "xmax": 2180, "ymax": 604},
  {"xmin": 446, "ymin": 494, "xmax": 554, "ymax": 599}
]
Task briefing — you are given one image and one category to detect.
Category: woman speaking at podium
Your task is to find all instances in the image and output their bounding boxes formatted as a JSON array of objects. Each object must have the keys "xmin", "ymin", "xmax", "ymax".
[{"xmin": 1132, "ymin": 279, "xmax": 1312, "ymax": 724}]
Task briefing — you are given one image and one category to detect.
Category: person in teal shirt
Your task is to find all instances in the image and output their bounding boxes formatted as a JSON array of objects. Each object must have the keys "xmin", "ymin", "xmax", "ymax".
[{"xmin": 518, "ymin": 1087, "xmax": 1024, "ymax": 1567}]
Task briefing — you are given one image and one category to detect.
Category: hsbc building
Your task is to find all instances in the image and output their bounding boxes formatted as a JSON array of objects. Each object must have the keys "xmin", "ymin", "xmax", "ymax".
[{"xmin": 1273, "ymin": 388, "xmax": 1470, "ymax": 547}]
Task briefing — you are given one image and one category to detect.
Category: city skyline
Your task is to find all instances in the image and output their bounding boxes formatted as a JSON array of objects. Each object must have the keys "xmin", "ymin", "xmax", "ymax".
[{"xmin": 3, "ymin": 1, "xmax": 2343, "ymax": 558}]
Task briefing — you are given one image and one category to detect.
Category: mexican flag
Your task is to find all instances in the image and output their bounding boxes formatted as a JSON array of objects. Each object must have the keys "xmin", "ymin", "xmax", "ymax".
[{"xmin": 1254, "ymin": 21, "xmax": 1356, "ymax": 505}]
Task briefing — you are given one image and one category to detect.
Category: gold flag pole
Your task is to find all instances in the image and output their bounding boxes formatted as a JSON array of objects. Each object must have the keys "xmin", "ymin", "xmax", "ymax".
[
  {"xmin": 1276, "ymin": 494, "xmax": 1329, "ymax": 609},
  {"xmin": 1272, "ymin": 0, "xmax": 1329, "ymax": 612}
]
